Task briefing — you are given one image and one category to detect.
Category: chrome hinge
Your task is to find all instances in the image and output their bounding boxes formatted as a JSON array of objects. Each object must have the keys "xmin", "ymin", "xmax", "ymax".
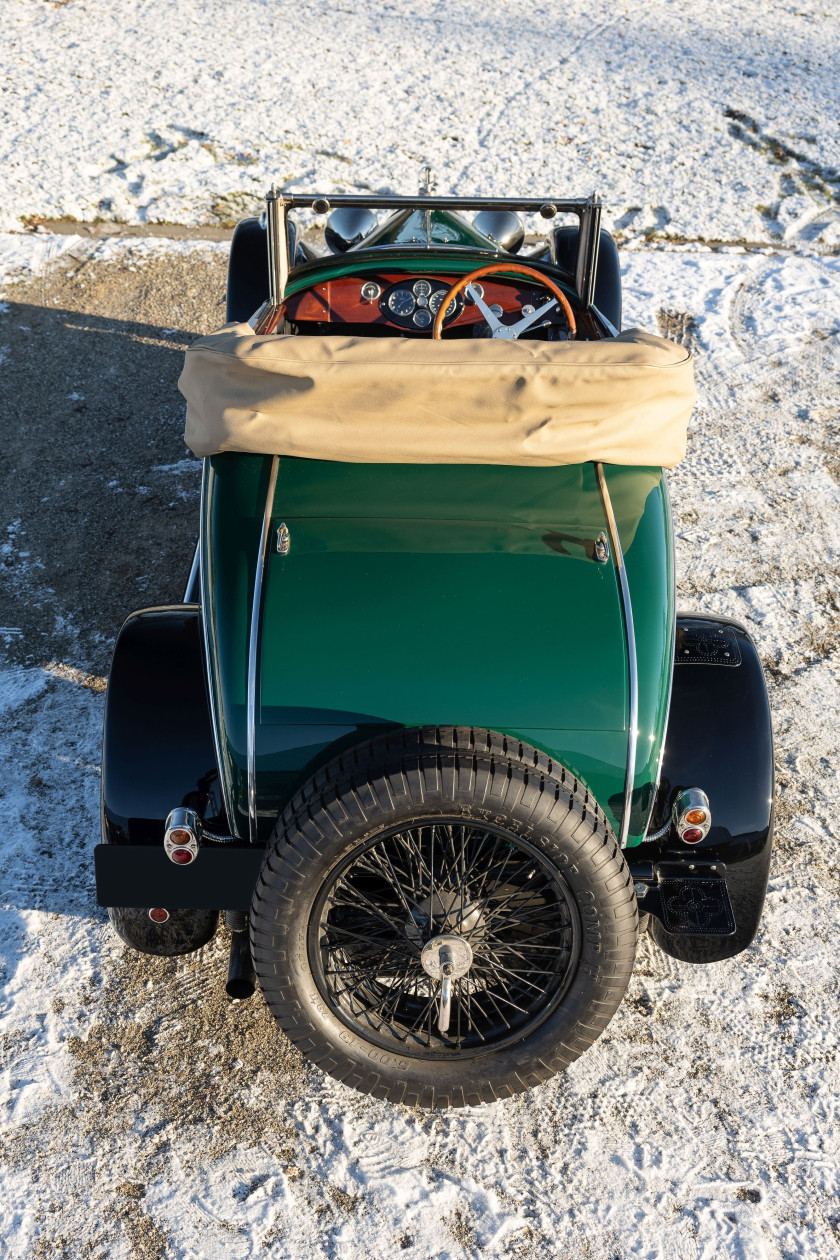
[
  {"xmin": 594, "ymin": 531, "xmax": 610, "ymax": 563},
  {"xmin": 276, "ymin": 522, "xmax": 291, "ymax": 555}
]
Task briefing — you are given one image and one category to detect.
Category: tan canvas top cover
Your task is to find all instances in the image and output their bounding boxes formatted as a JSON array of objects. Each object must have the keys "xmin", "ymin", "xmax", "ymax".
[{"xmin": 180, "ymin": 324, "xmax": 695, "ymax": 467}]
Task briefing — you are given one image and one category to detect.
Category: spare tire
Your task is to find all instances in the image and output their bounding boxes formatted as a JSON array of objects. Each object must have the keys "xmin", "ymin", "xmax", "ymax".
[{"xmin": 251, "ymin": 727, "xmax": 637, "ymax": 1108}]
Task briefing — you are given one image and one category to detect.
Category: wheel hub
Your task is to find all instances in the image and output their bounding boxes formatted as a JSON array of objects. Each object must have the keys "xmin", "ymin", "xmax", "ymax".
[
  {"xmin": 312, "ymin": 818, "xmax": 580, "ymax": 1056},
  {"xmin": 420, "ymin": 934, "xmax": 474, "ymax": 1033},
  {"xmin": 420, "ymin": 933, "xmax": 474, "ymax": 980},
  {"xmin": 405, "ymin": 889, "xmax": 484, "ymax": 945}
]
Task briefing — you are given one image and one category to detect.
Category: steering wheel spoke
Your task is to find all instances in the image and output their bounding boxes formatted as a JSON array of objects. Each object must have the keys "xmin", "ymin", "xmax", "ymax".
[
  {"xmin": 465, "ymin": 284, "xmax": 505, "ymax": 334},
  {"xmin": 507, "ymin": 297, "xmax": 558, "ymax": 338}
]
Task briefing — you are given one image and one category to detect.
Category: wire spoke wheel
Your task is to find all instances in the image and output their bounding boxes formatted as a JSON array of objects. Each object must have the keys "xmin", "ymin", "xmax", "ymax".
[
  {"xmin": 308, "ymin": 818, "xmax": 581, "ymax": 1058},
  {"xmin": 254, "ymin": 727, "xmax": 638, "ymax": 1106}
]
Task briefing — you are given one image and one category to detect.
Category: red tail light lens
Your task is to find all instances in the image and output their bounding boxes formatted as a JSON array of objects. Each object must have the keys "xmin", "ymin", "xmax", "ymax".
[
  {"xmin": 171, "ymin": 847, "xmax": 195, "ymax": 865},
  {"xmin": 148, "ymin": 907, "xmax": 170, "ymax": 923},
  {"xmin": 682, "ymin": 827, "xmax": 704, "ymax": 844}
]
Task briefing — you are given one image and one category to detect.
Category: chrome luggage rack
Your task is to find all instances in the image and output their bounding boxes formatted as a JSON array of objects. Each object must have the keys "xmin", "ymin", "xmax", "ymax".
[{"xmin": 254, "ymin": 187, "xmax": 603, "ymax": 334}]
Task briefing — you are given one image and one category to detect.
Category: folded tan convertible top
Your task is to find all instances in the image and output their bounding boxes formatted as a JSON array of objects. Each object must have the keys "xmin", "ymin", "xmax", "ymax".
[{"xmin": 180, "ymin": 324, "xmax": 695, "ymax": 467}]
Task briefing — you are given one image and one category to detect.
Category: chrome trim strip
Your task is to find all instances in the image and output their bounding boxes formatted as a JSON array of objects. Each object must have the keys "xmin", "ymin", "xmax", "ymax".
[
  {"xmin": 247, "ymin": 455, "xmax": 280, "ymax": 846},
  {"xmin": 198, "ymin": 459, "xmax": 239, "ymax": 837},
  {"xmin": 282, "ymin": 193, "xmax": 599, "ymax": 213},
  {"xmin": 595, "ymin": 461, "xmax": 638, "ymax": 849},
  {"xmin": 647, "ymin": 468, "xmax": 677, "ymax": 835},
  {"xmin": 184, "ymin": 540, "xmax": 200, "ymax": 602}
]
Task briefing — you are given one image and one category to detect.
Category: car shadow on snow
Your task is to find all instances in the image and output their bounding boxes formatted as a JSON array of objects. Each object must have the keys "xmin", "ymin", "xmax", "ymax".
[{"xmin": 0, "ymin": 293, "xmax": 213, "ymax": 677}]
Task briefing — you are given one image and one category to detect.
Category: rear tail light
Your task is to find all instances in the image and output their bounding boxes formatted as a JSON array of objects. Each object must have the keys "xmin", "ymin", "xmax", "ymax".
[
  {"xmin": 148, "ymin": 907, "xmax": 170, "ymax": 924},
  {"xmin": 674, "ymin": 788, "xmax": 711, "ymax": 845},
  {"xmin": 164, "ymin": 807, "xmax": 201, "ymax": 864}
]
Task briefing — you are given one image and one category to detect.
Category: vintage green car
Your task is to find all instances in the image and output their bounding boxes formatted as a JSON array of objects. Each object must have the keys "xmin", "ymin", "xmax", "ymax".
[{"xmin": 96, "ymin": 183, "xmax": 774, "ymax": 1108}]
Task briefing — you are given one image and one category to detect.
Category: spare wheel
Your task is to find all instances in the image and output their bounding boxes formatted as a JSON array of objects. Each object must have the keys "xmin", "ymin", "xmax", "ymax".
[{"xmin": 250, "ymin": 727, "xmax": 638, "ymax": 1108}]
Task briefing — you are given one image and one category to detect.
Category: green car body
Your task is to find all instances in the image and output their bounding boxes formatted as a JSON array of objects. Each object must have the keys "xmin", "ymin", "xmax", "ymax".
[{"xmin": 201, "ymin": 450, "xmax": 674, "ymax": 849}]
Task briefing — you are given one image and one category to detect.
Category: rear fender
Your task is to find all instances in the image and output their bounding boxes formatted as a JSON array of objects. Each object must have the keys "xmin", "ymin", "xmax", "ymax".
[
  {"xmin": 640, "ymin": 613, "xmax": 774, "ymax": 963},
  {"xmin": 101, "ymin": 604, "xmax": 226, "ymax": 954},
  {"xmin": 101, "ymin": 605, "xmax": 228, "ymax": 844}
]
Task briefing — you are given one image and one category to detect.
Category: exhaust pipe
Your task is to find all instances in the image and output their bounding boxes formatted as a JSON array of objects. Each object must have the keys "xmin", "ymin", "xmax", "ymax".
[{"xmin": 225, "ymin": 911, "xmax": 256, "ymax": 1000}]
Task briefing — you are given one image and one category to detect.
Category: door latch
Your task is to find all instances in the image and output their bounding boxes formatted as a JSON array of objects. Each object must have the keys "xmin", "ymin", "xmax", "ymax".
[{"xmin": 276, "ymin": 523, "xmax": 291, "ymax": 555}]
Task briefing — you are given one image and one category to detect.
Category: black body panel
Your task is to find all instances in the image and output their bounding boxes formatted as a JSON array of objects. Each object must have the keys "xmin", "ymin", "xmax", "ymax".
[
  {"xmin": 638, "ymin": 614, "xmax": 774, "ymax": 963},
  {"xmin": 101, "ymin": 605, "xmax": 227, "ymax": 846},
  {"xmin": 550, "ymin": 227, "xmax": 622, "ymax": 330}
]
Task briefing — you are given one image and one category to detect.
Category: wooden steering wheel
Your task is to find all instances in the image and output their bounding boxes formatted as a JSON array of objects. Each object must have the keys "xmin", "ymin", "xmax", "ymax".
[{"xmin": 432, "ymin": 262, "xmax": 577, "ymax": 340}]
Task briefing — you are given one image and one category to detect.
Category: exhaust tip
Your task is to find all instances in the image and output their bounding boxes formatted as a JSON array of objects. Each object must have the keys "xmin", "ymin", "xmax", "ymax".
[
  {"xmin": 225, "ymin": 975, "xmax": 256, "ymax": 1001},
  {"xmin": 226, "ymin": 927, "xmax": 256, "ymax": 1001}
]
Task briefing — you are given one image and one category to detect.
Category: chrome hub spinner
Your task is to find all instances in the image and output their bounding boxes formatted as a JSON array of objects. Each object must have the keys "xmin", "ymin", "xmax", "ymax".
[{"xmin": 421, "ymin": 934, "xmax": 474, "ymax": 1034}]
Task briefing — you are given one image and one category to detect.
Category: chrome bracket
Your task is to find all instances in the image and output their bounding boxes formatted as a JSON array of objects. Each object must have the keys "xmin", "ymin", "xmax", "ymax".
[{"xmin": 276, "ymin": 522, "xmax": 291, "ymax": 555}]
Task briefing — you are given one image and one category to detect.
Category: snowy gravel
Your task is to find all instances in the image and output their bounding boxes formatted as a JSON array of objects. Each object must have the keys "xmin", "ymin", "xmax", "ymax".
[{"xmin": 2, "ymin": 1, "xmax": 840, "ymax": 1255}]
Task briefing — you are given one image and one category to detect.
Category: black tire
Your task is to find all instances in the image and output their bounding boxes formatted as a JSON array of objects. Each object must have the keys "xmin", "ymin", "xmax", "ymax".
[
  {"xmin": 250, "ymin": 727, "xmax": 637, "ymax": 1108},
  {"xmin": 108, "ymin": 906, "xmax": 218, "ymax": 957}
]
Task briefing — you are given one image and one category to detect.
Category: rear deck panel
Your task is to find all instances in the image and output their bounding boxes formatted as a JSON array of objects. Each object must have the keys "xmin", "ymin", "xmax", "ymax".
[{"xmin": 202, "ymin": 454, "xmax": 672, "ymax": 845}]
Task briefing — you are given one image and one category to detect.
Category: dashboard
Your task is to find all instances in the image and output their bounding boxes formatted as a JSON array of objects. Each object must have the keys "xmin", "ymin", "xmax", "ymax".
[{"xmin": 282, "ymin": 273, "xmax": 576, "ymax": 336}]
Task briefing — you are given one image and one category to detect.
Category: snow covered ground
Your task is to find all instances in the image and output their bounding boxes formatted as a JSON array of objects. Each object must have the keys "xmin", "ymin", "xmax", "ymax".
[
  {"xmin": 2, "ymin": 1, "xmax": 840, "ymax": 1256},
  {"xmin": 2, "ymin": 0, "xmax": 839, "ymax": 247}
]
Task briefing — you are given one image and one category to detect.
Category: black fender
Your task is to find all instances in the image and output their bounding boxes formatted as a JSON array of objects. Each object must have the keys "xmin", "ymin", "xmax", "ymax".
[
  {"xmin": 226, "ymin": 218, "xmax": 269, "ymax": 323},
  {"xmin": 644, "ymin": 613, "xmax": 774, "ymax": 963},
  {"xmin": 549, "ymin": 226, "xmax": 622, "ymax": 330},
  {"xmin": 101, "ymin": 605, "xmax": 225, "ymax": 954},
  {"xmin": 226, "ymin": 217, "xmax": 304, "ymax": 323}
]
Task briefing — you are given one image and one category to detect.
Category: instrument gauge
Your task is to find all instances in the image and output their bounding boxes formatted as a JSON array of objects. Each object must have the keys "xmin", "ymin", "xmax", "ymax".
[
  {"xmin": 413, "ymin": 308, "xmax": 432, "ymax": 328},
  {"xmin": 428, "ymin": 290, "xmax": 456, "ymax": 319},
  {"xmin": 360, "ymin": 281, "xmax": 381, "ymax": 303},
  {"xmin": 387, "ymin": 289, "xmax": 416, "ymax": 317},
  {"xmin": 413, "ymin": 279, "xmax": 432, "ymax": 298}
]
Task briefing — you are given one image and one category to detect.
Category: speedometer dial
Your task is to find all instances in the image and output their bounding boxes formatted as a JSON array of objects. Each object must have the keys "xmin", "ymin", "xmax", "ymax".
[
  {"xmin": 428, "ymin": 290, "xmax": 456, "ymax": 318},
  {"xmin": 387, "ymin": 289, "xmax": 416, "ymax": 316}
]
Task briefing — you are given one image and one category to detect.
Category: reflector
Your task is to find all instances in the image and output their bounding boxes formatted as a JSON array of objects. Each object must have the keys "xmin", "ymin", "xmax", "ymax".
[{"xmin": 148, "ymin": 907, "xmax": 170, "ymax": 923}]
